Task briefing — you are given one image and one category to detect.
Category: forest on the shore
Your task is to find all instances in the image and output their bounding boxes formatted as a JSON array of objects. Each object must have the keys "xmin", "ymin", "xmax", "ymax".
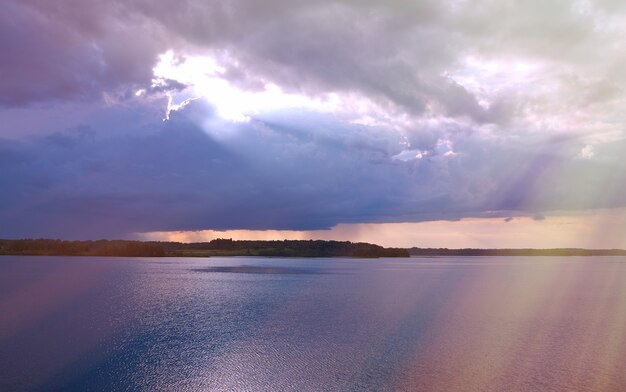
[
  {"xmin": 0, "ymin": 238, "xmax": 409, "ymax": 258},
  {"xmin": 2, "ymin": 239, "xmax": 625, "ymax": 258}
]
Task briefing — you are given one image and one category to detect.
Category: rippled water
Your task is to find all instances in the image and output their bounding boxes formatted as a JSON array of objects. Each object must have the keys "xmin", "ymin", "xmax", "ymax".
[{"xmin": 1, "ymin": 256, "xmax": 626, "ymax": 391}]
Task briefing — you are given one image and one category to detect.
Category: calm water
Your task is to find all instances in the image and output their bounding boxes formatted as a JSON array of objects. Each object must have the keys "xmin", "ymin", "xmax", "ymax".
[{"xmin": 1, "ymin": 256, "xmax": 626, "ymax": 391}]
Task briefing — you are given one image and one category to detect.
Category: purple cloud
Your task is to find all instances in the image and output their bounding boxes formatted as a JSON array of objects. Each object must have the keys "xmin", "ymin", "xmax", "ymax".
[
  {"xmin": 1, "ymin": 0, "xmax": 626, "ymax": 238},
  {"xmin": 0, "ymin": 97, "xmax": 624, "ymax": 239}
]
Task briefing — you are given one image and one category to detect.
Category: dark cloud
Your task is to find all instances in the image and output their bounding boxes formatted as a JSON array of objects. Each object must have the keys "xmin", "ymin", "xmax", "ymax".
[
  {"xmin": 1, "ymin": 0, "xmax": 626, "ymax": 238},
  {"xmin": 0, "ymin": 1, "xmax": 168, "ymax": 106},
  {"xmin": 1, "ymin": 99, "xmax": 625, "ymax": 238}
]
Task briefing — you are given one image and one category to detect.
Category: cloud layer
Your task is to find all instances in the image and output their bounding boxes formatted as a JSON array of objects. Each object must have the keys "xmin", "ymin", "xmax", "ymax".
[{"xmin": 1, "ymin": 0, "xmax": 625, "ymax": 238}]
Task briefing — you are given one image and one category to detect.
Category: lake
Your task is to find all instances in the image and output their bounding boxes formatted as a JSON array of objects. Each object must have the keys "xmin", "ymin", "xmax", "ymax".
[{"xmin": 1, "ymin": 256, "xmax": 625, "ymax": 391}]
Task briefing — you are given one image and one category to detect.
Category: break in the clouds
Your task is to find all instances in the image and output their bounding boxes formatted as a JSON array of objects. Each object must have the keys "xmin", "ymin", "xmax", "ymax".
[{"xmin": 1, "ymin": 0, "xmax": 626, "ymax": 239}]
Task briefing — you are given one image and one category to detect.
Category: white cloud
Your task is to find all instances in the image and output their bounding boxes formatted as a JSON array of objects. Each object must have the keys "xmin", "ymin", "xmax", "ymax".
[
  {"xmin": 392, "ymin": 149, "xmax": 427, "ymax": 162},
  {"xmin": 580, "ymin": 144, "xmax": 595, "ymax": 159}
]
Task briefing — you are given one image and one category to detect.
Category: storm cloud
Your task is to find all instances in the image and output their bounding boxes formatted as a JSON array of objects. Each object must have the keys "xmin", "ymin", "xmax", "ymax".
[{"xmin": 1, "ymin": 0, "xmax": 625, "ymax": 238}]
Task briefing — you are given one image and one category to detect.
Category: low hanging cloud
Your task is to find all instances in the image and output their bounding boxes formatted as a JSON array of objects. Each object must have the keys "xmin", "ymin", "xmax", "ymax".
[
  {"xmin": 1, "ymin": 0, "xmax": 626, "ymax": 238},
  {"xmin": 1, "ymin": 97, "xmax": 625, "ymax": 239}
]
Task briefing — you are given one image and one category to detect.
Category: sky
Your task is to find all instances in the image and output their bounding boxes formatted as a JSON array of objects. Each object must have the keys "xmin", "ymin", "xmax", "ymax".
[{"xmin": 1, "ymin": 0, "xmax": 626, "ymax": 247}]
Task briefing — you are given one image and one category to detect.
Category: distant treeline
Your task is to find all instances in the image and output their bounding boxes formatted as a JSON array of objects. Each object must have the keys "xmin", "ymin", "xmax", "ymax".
[
  {"xmin": 0, "ymin": 239, "xmax": 409, "ymax": 258},
  {"xmin": 163, "ymin": 239, "xmax": 409, "ymax": 258},
  {"xmin": 0, "ymin": 239, "xmax": 166, "ymax": 257},
  {"xmin": 409, "ymin": 248, "xmax": 626, "ymax": 256},
  {"xmin": 3, "ymin": 239, "xmax": 623, "ymax": 258}
]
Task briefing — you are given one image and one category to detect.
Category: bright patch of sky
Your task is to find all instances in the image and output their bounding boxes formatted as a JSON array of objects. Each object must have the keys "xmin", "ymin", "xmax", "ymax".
[{"xmin": 153, "ymin": 50, "xmax": 344, "ymax": 122}]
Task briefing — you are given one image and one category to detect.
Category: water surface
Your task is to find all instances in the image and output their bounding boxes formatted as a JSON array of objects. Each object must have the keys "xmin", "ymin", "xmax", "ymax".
[{"xmin": 1, "ymin": 256, "xmax": 625, "ymax": 391}]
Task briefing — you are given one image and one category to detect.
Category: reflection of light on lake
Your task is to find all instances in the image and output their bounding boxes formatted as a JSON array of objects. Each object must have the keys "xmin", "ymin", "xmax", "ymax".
[
  {"xmin": 1, "ymin": 256, "xmax": 626, "ymax": 390},
  {"xmin": 393, "ymin": 259, "xmax": 626, "ymax": 390}
]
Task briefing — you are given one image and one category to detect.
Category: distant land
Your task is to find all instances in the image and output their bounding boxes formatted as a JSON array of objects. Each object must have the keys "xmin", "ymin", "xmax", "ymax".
[
  {"xmin": 1, "ymin": 239, "xmax": 625, "ymax": 258},
  {"xmin": 0, "ymin": 239, "xmax": 409, "ymax": 258}
]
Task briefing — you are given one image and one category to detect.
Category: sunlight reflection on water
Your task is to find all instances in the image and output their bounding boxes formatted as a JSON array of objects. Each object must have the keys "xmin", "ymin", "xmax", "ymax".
[{"xmin": 1, "ymin": 256, "xmax": 625, "ymax": 391}]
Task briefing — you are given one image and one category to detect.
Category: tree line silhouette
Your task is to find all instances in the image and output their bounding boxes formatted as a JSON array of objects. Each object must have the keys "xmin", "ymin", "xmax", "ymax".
[
  {"xmin": 2, "ymin": 239, "xmax": 623, "ymax": 258},
  {"xmin": 0, "ymin": 238, "xmax": 409, "ymax": 258}
]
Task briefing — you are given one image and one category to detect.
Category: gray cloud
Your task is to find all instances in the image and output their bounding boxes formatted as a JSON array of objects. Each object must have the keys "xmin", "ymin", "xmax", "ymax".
[
  {"xmin": 4, "ymin": 1, "xmax": 621, "ymax": 116},
  {"xmin": 0, "ymin": 1, "xmax": 168, "ymax": 106},
  {"xmin": 1, "ymin": 99, "xmax": 625, "ymax": 238},
  {"xmin": 1, "ymin": 0, "xmax": 626, "ymax": 237}
]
